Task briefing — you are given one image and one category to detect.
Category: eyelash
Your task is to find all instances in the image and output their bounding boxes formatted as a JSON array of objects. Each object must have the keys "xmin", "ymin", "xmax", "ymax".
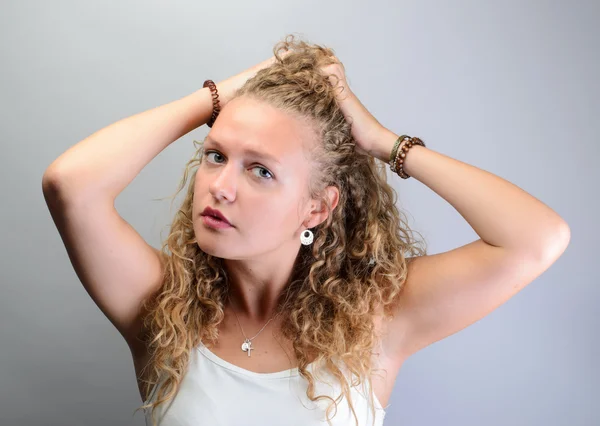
[{"xmin": 203, "ymin": 150, "xmax": 274, "ymax": 180}]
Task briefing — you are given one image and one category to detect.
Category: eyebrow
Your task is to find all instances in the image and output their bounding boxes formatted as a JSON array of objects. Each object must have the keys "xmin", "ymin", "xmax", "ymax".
[{"xmin": 204, "ymin": 137, "xmax": 282, "ymax": 166}]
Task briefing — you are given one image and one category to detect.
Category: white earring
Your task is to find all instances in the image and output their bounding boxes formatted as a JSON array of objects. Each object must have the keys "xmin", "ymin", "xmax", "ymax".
[{"xmin": 300, "ymin": 229, "xmax": 314, "ymax": 245}]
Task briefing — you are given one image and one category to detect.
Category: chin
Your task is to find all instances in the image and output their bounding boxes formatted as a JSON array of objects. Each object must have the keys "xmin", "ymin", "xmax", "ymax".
[
  {"xmin": 194, "ymin": 228, "xmax": 227, "ymax": 258},
  {"xmin": 196, "ymin": 241, "xmax": 222, "ymax": 258}
]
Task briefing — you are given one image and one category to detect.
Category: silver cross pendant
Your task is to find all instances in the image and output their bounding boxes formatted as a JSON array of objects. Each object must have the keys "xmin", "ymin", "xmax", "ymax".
[{"xmin": 241, "ymin": 338, "xmax": 253, "ymax": 357}]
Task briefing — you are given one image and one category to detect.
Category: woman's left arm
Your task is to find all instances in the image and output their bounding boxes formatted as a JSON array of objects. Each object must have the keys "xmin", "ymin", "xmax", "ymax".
[
  {"xmin": 368, "ymin": 127, "xmax": 570, "ymax": 362},
  {"xmin": 324, "ymin": 60, "xmax": 571, "ymax": 361}
]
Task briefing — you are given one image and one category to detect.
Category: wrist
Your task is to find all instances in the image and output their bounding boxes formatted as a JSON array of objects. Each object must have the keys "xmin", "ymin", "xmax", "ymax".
[
  {"xmin": 185, "ymin": 86, "xmax": 216, "ymax": 129},
  {"xmin": 369, "ymin": 127, "xmax": 399, "ymax": 163}
]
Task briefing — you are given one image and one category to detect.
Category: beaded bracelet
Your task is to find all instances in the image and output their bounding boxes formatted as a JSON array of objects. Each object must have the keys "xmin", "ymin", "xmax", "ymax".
[
  {"xmin": 203, "ymin": 80, "xmax": 221, "ymax": 128},
  {"xmin": 388, "ymin": 135, "xmax": 426, "ymax": 179}
]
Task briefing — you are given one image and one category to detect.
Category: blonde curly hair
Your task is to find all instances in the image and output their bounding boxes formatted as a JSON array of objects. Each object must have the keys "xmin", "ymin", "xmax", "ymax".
[{"xmin": 134, "ymin": 33, "xmax": 427, "ymax": 426}]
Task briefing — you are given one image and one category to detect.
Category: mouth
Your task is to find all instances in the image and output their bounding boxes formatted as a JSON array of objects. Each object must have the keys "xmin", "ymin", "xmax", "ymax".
[
  {"xmin": 201, "ymin": 207, "xmax": 232, "ymax": 226},
  {"xmin": 201, "ymin": 214, "xmax": 234, "ymax": 229}
]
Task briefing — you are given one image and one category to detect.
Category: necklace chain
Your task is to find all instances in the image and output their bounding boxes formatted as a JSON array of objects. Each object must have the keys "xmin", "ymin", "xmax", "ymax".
[{"xmin": 228, "ymin": 292, "xmax": 281, "ymax": 356}]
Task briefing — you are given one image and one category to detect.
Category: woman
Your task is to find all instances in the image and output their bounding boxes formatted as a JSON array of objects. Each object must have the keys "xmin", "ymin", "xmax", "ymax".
[{"xmin": 42, "ymin": 34, "xmax": 570, "ymax": 426}]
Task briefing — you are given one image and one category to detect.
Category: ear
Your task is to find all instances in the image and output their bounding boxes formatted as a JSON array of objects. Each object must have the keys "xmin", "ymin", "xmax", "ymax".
[{"xmin": 306, "ymin": 185, "xmax": 340, "ymax": 228}]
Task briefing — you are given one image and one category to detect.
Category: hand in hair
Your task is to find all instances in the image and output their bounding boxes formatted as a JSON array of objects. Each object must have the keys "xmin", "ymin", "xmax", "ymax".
[
  {"xmin": 321, "ymin": 60, "xmax": 386, "ymax": 157},
  {"xmin": 213, "ymin": 56, "xmax": 275, "ymax": 109},
  {"xmin": 214, "ymin": 50, "xmax": 293, "ymax": 109}
]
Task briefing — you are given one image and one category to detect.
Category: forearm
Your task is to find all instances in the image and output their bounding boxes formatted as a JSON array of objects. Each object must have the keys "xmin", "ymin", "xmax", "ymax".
[
  {"xmin": 43, "ymin": 86, "xmax": 213, "ymax": 202},
  {"xmin": 371, "ymin": 127, "xmax": 571, "ymax": 261}
]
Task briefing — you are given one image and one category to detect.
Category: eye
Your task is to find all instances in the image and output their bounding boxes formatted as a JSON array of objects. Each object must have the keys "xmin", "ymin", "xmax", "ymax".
[
  {"xmin": 253, "ymin": 167, "xmax": 274, "ymax": 180},
  {"xmin": 205, "ymin": 151, "xmax": 225, "ymax": 164},
  {"xmin": 204, "ymin": 151, "xmax": 274, "ymax": 180}
]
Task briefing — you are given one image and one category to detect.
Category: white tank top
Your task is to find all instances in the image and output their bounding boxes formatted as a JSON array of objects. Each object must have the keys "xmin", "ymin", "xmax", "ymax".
[{"xmin": 144, "ymin": 341, "xmax": 387, "ymax": 425}]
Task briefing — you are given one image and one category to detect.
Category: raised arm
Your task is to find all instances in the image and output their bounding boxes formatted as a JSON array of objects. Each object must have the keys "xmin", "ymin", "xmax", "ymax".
[{"xmin": 41, "ymin": 87, "xmax": 214, "ymax": 348}]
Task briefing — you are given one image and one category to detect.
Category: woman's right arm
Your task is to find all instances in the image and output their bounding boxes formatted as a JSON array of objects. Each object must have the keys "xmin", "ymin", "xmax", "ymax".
[
  {"xmin": 41, "ymin": 87, "xmax": 214, "ymax": 350},
  {"xmin": 42, "ymin": 53, "xmax": 280, "ymax": 198}
]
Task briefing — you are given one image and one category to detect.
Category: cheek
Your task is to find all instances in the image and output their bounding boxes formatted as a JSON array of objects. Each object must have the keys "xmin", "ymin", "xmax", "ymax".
[{"xmin": 249, "ymin": 198, "xmax": 300, "ymax": 230}]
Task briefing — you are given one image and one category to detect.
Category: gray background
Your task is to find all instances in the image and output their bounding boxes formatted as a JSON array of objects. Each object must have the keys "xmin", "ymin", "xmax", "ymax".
[{"xmin": 1, "ymin": 1, "xmax": 597, "ymax": 425}]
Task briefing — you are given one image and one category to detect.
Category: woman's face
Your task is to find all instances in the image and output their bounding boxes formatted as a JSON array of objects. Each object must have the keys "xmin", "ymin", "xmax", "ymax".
[{"xmin": 192, "ymin": 96, "xmax": 330, "ymax": 261}]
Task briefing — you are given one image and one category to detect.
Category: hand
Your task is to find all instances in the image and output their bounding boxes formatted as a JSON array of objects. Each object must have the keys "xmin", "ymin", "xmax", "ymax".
[
  {"xmin": 214, "ymin": 56, "xmax": 274, "ymax": 108},
  {"xmin": 215, "ymin": 51, "xmax": 292, "ymax": 109},
  {"xmin": 321, "ymin": 60, "xmax": 386, "ymax": 156}
]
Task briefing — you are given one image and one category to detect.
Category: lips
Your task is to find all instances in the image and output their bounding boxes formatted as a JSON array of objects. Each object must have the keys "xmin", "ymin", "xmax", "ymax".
[{"xmin": 201, "ymin": 206, "xmax": 232, "ymax": 226}]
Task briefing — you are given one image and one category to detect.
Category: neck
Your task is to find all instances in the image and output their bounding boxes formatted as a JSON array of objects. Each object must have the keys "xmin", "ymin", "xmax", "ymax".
[{"xmin": 223, "ymin": 242, "xmax": 303, "ymax": 323}]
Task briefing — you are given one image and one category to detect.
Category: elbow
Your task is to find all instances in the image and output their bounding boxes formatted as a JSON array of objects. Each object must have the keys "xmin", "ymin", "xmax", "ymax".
[
  {"xmin": 42, "ymin": 167, "xmax": 60, "ymax": 195},
  {"xmin": 42, "ymin": 167, "xmax": 65, "ymax": 210},
  {"xmin": 42, "ymin": 164, "xmax": 79, "ymax": 209},
  {"xmin": 536, "ymin": 221, "xmax": 571, "ymax": 265},
  {"xmin": 509, "ymin": 221, "xmax": 571, "ymax": 266},
  {"xmin": 42, "ymin": 164, "xmax": 67, "ymax": 196}
]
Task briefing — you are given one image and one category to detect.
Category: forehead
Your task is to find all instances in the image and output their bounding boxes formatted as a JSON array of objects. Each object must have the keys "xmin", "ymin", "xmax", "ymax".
[{"xmin": 207, "ymin": 97, "xmax": 316, "ymax": 163}]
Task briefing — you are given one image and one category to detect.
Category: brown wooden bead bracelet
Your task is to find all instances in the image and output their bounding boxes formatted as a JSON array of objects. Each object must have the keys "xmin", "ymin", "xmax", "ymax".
[{"xmin": 389, "ymin": 135, "xmax": 426, "ymax": 179}]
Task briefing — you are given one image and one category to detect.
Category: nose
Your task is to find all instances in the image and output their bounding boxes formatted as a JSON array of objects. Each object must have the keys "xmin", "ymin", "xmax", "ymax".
[{"xmin": 208, "ymin": 165, "xmax": 237, "ymax": 202}]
